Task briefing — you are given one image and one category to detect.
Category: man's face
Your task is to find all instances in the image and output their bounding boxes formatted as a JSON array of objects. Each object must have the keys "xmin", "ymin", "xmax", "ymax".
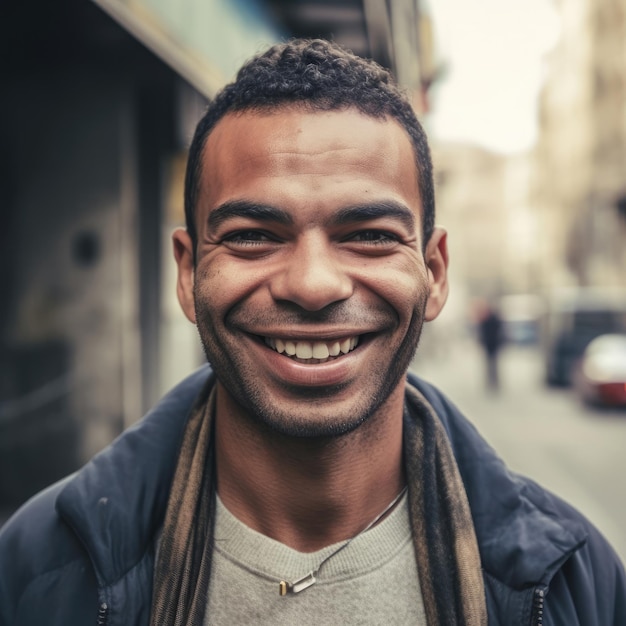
[{"xmin": 174, "ymin": 107, "xmax": 448, "ymax": 437}]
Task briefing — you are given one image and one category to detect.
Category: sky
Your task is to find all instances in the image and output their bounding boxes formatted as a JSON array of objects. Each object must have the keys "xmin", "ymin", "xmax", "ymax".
[{"xmin": 427, "ymin": 0, "xmax": 561, "ymax": 154}]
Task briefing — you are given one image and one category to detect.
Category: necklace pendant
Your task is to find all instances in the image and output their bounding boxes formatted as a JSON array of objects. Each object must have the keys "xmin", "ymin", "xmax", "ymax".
[{"xmin": 286, "ymin": 572, "xmax": 317, "ymax": 594}]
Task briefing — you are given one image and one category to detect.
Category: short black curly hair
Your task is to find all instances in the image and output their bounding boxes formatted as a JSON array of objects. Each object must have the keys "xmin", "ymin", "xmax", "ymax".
[{"xmin": 185, "ymin": 38, "xmax": 434, "ymax": 254}]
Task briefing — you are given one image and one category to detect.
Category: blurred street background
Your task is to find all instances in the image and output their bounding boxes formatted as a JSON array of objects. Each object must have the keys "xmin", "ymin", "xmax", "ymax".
[
  {"xmin": 1, "ymin": 0, "xmax": 625, "ymax": 563},
  {"xmin": 411, "ymin": 333, "xmax": 626, "ymax": 564}
]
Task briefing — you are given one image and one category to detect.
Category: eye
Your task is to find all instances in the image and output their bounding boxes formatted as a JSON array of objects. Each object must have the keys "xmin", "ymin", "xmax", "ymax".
[
  {"xmin": 346, "ymin": 230, "xmax": 399, "ymax": 245},
  {"xmin": 221, "ymin": 230, "xmax": 275, "ymax": 246}
]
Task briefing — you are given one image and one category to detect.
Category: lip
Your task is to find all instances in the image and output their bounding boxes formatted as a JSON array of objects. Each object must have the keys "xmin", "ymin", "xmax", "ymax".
[
  {"xmin": 242, "ymin": 330, "xmax": 373, "ymax": 387},
  {"xmin": 252, "ymin": 326, "xmax": 371, "ymax": 341}
]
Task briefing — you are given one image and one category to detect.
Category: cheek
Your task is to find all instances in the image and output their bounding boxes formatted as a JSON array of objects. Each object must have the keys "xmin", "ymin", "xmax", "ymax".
[
  {"xmin": 193, "ymin": 264, "xmax": 225, "ymax": 317},
  {"xmin": 194, "ymin": 258, "xmax": 269, "ymax": 316},
  {"xmin": 362, "ymin": 260, "xmax": 428, "ymax": 318}
]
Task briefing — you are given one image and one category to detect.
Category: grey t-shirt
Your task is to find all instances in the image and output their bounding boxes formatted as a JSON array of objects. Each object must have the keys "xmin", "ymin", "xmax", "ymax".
[{"xmin": 206, "ymin": 493, "xmax": 426, "ymax": 625}]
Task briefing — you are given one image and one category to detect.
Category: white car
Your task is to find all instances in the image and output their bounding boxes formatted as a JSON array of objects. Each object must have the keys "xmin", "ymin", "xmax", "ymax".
[{"xmin": 572, "ymin": 334, "xmax": 626, "ymax": 407}]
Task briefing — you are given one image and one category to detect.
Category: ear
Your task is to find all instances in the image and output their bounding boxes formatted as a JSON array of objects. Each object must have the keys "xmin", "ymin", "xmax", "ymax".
[
  {"xmin": 172, "ymin": 228, "xmax": 197, "ymax": 324},
  {"xmin": 424, "ymin": 227, "xmax": 449, "ymax": 322}
]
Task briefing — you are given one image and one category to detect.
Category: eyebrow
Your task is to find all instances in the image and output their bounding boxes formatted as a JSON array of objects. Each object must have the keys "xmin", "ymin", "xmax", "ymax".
[
  {"xmin": 333, "ymin": 202, "xmax": 416, "ymax": 231},
  {"xmin": 207, "ymin": 200, "xmax": 293, "ymax": 230},
  {"xmin": 207, "ymin": 199, "xmax": 415, "ymax": 232}
]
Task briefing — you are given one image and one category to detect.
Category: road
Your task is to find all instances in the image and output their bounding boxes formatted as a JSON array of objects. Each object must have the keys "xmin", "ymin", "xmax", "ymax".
[{"xmin": 411, "ymin": 335, "xmax": 626, "ymax": 565}]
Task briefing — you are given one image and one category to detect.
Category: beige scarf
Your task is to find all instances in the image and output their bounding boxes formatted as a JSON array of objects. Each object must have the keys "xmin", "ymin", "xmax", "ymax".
[
  {"xmin": 403, "ymin": 384, "xmax": 487, "ymax": 624},
  {"xmin": 150, "ymin": 379, "xmax": 487, "ymax": 625}
]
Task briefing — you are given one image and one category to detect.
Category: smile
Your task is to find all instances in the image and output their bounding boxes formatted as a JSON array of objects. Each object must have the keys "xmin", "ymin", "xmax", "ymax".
[{"xmin": 263, "ymin": 336, "xmax": 360, "ymax": 363}]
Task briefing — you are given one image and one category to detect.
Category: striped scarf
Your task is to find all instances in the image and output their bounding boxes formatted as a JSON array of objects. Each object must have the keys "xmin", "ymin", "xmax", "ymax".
[{"xmin": 150, "ymin": 379, "xmax": 487, "ymax": 625}]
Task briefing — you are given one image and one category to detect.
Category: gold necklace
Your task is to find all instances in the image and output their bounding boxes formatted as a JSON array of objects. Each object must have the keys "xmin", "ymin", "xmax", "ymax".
[{"xmin": 278, "ymin": 485, "xmax": 408, "ymax": 596}]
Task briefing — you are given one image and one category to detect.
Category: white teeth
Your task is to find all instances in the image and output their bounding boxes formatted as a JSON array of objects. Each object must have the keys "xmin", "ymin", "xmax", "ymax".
[
  {"xmin": 266, "ymin": 336, "xmax": 359, "ymax": 361},
  {"xmin": 295, "ymin": 342, "xmax": 313, "ymax": 359},
  {"xmin": 312, "ymin": 342, "xmax": 330, "ymax": 359}
]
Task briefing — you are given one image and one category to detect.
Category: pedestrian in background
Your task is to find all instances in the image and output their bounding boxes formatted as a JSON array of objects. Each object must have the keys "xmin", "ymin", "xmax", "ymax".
[{"xmin": 477, "ymin": 301, "xmax": 504, "ymax": 391}]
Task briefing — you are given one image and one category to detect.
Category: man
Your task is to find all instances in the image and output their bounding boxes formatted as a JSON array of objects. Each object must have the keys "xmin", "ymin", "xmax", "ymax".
[
  {"xmin": 477, "ymin": 302, "xmax": 504, "ymax": 391},
  {"xmin": 0, "ymin": 39, "xmax": 624, "ymax": 626}
]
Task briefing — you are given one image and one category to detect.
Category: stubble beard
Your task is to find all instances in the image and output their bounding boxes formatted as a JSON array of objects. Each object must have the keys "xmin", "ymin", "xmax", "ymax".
[{"xmin": 194, "ymin": 294, "xmax": 428, "ymax": 440}]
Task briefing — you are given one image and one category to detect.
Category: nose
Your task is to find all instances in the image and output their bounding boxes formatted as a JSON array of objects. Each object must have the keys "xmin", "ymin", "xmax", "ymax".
[{"xmin": 269, "ymin": 233, "xmax": 353, "ymax": 311}]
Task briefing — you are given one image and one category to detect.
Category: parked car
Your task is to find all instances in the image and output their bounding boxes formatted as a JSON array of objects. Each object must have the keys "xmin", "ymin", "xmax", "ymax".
[
  {"xmin": 541, "ymin": 288, "xmax": 626, "ymax": 386},
  {"xmin": 572, "ymin": 334, "xmax": 626, "ymax": 407}
]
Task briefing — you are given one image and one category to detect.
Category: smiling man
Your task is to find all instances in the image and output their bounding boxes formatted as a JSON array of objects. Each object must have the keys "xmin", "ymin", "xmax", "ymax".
[
  {"xmin": 1, "ymin": 39, "xmax": 624, "ymax": 626},
  {"xmin": 175, "ymin": 108, "xmax": 441, "ymax": 438}
]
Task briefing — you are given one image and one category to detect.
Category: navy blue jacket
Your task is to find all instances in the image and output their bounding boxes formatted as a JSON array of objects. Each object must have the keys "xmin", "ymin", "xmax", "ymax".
[{"xmin": 1, "ymin": 367, "xmax": 624, "ymax": 625}]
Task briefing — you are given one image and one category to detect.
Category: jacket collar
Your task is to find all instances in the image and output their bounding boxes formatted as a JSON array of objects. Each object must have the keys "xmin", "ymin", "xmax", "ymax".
[
  {"xmin": 408, "ymin": 373, "xmax": 588, "ymax": 590},
  {"xmin": 56, "ymin": 366, "xmax": 586, "ymax": 590},
  {"xmin": 56, "ymin": 367, "xmax": 213, "ymax": 587}
]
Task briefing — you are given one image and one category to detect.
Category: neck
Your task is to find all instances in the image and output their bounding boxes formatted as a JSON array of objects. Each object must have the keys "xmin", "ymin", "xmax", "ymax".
[{"xmin": 214, "ymin": 382, "xmax": 406, "ymax": 552}]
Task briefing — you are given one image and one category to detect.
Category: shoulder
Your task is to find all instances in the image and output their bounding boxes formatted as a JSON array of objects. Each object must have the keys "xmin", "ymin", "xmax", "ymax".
[
  {"xmin": 0, "ymin": 366, "xmax": 214, "ymax": 624},
  {"xmin": 406, "ymin": 373, "xmax": 626, "ymax": 622},
  {"xmin": 543, "ymin": 500, "xmax": 626, "ymax": 625},
  {"xmin": 0, "ymin": 478, "xmax": 97, "ymax": 625},
  {"xmin": 0, "ymin": 476, "xmax": 85, "ymax": 576}
]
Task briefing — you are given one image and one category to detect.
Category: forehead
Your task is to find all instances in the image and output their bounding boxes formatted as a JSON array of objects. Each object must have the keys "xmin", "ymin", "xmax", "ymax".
[{"xmin": 198, "ymin": 107, "xmax": 421, "ymax": 220}]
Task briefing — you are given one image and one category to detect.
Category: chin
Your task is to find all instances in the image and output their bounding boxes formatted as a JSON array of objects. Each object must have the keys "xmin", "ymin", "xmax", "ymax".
[
  {"xmin": 238, "ymin": 386, "xmax": 390, "ymax": 440},
  {"xmin": 257, "ymin": 410, "xmax": 370, "ymax": 439}
]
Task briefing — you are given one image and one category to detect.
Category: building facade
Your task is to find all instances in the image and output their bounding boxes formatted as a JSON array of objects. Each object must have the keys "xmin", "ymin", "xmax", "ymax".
[{"xmin": 532, "ymin": 0, "xmax": 626, "ymax": 289}]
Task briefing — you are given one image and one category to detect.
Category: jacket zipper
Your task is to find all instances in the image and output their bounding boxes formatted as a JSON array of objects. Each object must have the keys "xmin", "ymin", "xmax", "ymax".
[
  {"xmin": 97, "ymin": 602, "xmax": 109, "ymax": 625},
  {"xmin": 531, "ymin": 587, "xmax": 545, "ymax": 626}
]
